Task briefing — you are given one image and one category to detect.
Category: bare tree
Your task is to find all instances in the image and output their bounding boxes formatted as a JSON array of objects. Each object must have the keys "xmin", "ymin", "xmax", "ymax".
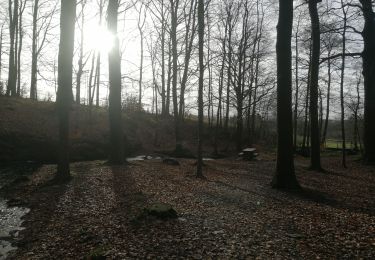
[
  {"xmin": 359, "ymin": 0, "xmax": 375, "ymax": 164},
  {"xmin": 196, "ymin": 0, "xmax": 204, "ymax": 178},
  {"xmin": 107, "ymin": 0, "xmax": 124, "ymax": 164},
  {"xmin": 7, "ymin": 0, "xmax": 18, "ymax": 96},
  {"xmin": 308, "ymin": 0, "xmax": 323, "ymax": 171},
  {"xmin": 134, "ymin": 0, "xmax": 147, "ymax": 107},
  {"xmin": 272, "ymin": 0, "xmax": 300, "ymax": 189},
  {"xmin": 339, "ymin": 0, "xmax": 348, "ymax": 167},
  {"xmin": 56, "ymin": 0, "xmax": 76, "ymax": 179},
  {"xmin": 30, "ymin": 0, "xmax": 58, "ymax": 100}
]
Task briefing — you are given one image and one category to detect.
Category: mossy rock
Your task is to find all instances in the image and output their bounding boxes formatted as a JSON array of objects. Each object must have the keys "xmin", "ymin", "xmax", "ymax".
[
  {"xmin": 144, "ymin": 203, "xmax": 178, "ymax": 220},
  {"xmin": 86, "ymin": 246, "xmax": 108, "ymax": 260}
]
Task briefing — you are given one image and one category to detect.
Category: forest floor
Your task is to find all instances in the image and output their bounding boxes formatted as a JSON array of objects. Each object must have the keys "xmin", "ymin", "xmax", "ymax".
[{"xmin": 1, "ymin": 153, "xmax": 375, "ymax": 259}]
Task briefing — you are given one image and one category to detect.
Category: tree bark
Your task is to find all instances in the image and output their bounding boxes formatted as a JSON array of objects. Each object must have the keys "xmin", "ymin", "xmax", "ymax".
[
  {"xmin": 293, "ymin": 18, "xmax": 300, "ymax": 150},
  {"xmin": 321, "ymin": 49, "xmax": 331, "ymax": 145},
  {"xmin": 30, "ymin": 0, "xmax": 39, "ymax": 100},
  {"xmin": 7, "ymin": 0, "xmax": 18, "ymax": 96},
  {"xmin": 56, "ymin": 0, "xmax": 76, "ymax": 179},
  {"xmin": 308, "ymin": 0, "xmax": 322, "ymax": 171},
  {"xmin": 107, "ymin": 0, "xmax": 124, "ymax": 164},
  {"xmin": 339, "ymin": 0, "xmax": 347, "ymax": 168},
  {"xmin": 359, "ymin": 0, "xmax": 375, "ymax": 164},
  {"xmin": 170, "ymin": 0, "xmax": 181, "ymax": 149},
  {"xmin": 196, "ymin": 0, "xmax": 204, "ymax": 178},
  {"xmin": 272, "ymin": 0, "xmax": 300, "ymax": 189}
]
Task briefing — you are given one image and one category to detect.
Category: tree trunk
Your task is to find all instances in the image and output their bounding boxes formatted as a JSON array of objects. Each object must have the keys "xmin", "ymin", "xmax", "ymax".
[
  {"xmin": 308, "ymin": 0, "xmax": 322, "ymax": 171},
  {"xmin": 107, "ymin": 0, "xmax": 124, "ymax": 164},
  {"xmin": 137, "ymin": 5, "xmax": 145, "ymax": 108},
  {"xmin": 170, "ymin": 0, "xmax": 181, "ymax": 149},
  {"xmin": 225, "ymin": 12, "xmax": 232, "ymax": 132},
  {"xmin": 321, "ymin": 49, "xmax": 331, "ymax": 145},
  {"xmin": 56, "ymin": 0, "xmax": 76, "ymax": 179},
  {"xmin": 161, "ymin": 0, "xmax": 166, "ymax": 115},
  {"xmin": 166, "ymin": 36, "xmax": 172, "ymax": 115},
  {"xmin": 214, "ymin": 19, "xmax": 228, "ymax": 155},
  {"xmin": 340, "ymin": 0, "xmax": 347, "ymax": 168},
  {"xmin": 30, "ymin": 0, "xmax": 39, "ymax": 99},
  {"xmin": 293, "ymin": 17, "xmax": 301, "ymax": 150},
  {"xmin": 7, "ymin": 0, "xmax": 18, "ymax": 96},
  {"xmin": 272, "ymin": 0, "xmax": 300, "ymax": 189},
  {"xmin": 359, "ymin": 0, "xmax": 375, "ymax": 164},
  {"xmin": 88, "ymin": 52, "xmax": 96, "ymax": 106},
  {"xmin": 302, "ymin": 45, "xmax": 312, "ymax": 150},
  {"xmin": 95, "ymin": 0, "xmax": 103, "ymax": 107},
  {"xmin": 16, "ymin": 1, "xmax": 25, "ymax": 96},
  {"xmin": 178, "ymin": 0, "xmax": 197, "ymax": 119},
  {"xmin": 196, "ymin": 0, "xmax": 204, "ymax": 178}
]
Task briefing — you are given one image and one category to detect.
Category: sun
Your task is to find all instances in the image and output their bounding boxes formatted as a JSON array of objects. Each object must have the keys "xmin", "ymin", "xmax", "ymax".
[{"xmin": 85, "ymin": 24, "xmax": 115, "ymax": 54}]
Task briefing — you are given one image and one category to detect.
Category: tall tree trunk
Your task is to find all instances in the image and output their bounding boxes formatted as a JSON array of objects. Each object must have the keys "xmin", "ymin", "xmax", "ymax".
[
  {"xmin": 293, "ymin": 20, "xmax": 300, "ymax": 150},
  {"xmin": 353, "ymin": 75, "xmax": 361, "ymax": 151},
  {"xmin": 161, "ymin": 0, "xmax": 166, "ymax": 115},
  {"xmin": 16, "ymin": 1, "xmax": 25, "ymax": 96},
  {"xmin": 224, "ymin": 11, "xmax": 232, "ymax": 131},
  {"xmin": 95, "ymin": 0, "xmax": 103, "ymax": 107},
  {"xmin": 340, "ymin": 0, "xmax": 347, "ymax": 168},
  {"xmin": 88, "ymin": 52, "xmax": 96, "ymax": 106},
  {"xmin": 56, "ymin": 0, "xmax": 76, "ymax": 179},
  {"xmin": 14, "ymin": 3, "xmax": 18, "ymax": 96},
  {"xmin": 196, "ymin": 0, "xmax": 204, "ymax": 178},
  {"xmin": 359, "ymin": 0, "xmax": 375, "ymax": 164},
  {"xmin": 178, "ymin": 0, "xmax": 197, "ymax": 119},
  {"xmin": 95, "ymin": 53, "xmax": 101, "ymax": 106},
  {"xmin": 272, "ymin": 0, "xmax": 300, "ymax": 189},
  {"xmin": 137, "ymin": 5, "xmax": 145, "ymax": 108},
  {"xmin": 308, "ymin": 0, "xmax": 322, "ymax": 171},
  {"xmin": 170, "ymin": 0, "xmax": 181, "ymax": 149},
  {"xmin": 166, "ymin": 36, "xmax": 172, "ymax": 115},
  {"xmin": 76, "ymin": 1, "xmax": 85, "ymax": 104},
  {"xmin": 321, "ymin": 49, "xmax": 331, "ymax": 145},
  {"xmin": 30, "ymin": 0, "xmax": 39, "ymax": 100},
  {"xmin": 214, "ymin": 19, "xmax": 228, "ymax": 155},
  {"xmin": 302, "ymin": 44, "xmax": 312, "ymax": 150},
  {"xmin": 107, "ymin": 0, "xmax": 124, "ymax": 164},
  {"xmin": 7, "ymin": 0, "xmax": 18, "ymax": 96}
]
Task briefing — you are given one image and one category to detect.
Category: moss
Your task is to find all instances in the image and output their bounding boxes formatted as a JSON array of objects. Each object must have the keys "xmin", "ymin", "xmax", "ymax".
[
  {"xmin": 86, "ymin": 245, "xmax": 108, "ymax": 260},
  {"xmin": 144, "ymin": 203, "xmax": 178, "ymax": 220}
]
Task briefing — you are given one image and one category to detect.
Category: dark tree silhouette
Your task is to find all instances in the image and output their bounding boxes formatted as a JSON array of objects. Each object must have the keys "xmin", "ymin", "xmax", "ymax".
[
  {"xmin": 360, "ymin": 0, "xmax": 375, "ymax": 164},
  {"xmin": 7, "ymin": 0, "xmax": 18, "ymax": 96},
  {"xmin": 272, "ymin": 0, "xmax": 300, "ymax": 189},
  {"xmin": 196, "ymin": 0, "xmax": 204, "ymax": 178},
  {"xmin": 30, "ymin": 0, "xmax": 39, "ymax": 100},
  {"xmin": 308, "ymin": 0, "xmax": 322, "ymax": 171},
  {"xmin": 56, "ymin": 0, "xmax": 76, "ymax": 179},
  {"xmin": 107, "ymin": 0, "xmax": 124, "ymax": 164}
]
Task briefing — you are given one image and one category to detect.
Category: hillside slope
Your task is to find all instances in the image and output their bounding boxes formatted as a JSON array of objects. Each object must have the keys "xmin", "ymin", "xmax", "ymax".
[{"xmin": 0, "ymin": 96, "xmax": 220, "ymax": 162}]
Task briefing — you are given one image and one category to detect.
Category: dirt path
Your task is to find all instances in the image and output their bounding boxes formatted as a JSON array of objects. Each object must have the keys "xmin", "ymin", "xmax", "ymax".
[{"xmin": 4, "ymin": 157, "xmax": 375, "ymax": 259}]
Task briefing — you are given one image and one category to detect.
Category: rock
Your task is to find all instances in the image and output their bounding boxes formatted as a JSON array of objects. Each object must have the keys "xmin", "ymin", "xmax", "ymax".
[
  {"xmin": 286, "ymin": 233, "xmax": 305, "ymax": 239},
  {"xmin": 144, "ymin": 203, "xmax": 178, "ymax": 220},
  {"xmin": 162, "ymin": 158, "xmax": 180, "ymax": 166}
]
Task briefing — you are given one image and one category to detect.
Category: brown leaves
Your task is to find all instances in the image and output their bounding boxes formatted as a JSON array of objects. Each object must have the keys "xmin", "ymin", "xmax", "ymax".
[{"xmin": 3, "ymin": 157, "xmax": 375, "ymax": 259}]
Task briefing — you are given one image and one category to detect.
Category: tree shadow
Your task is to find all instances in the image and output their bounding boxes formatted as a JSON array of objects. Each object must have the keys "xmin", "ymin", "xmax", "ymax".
[{"xmin": 110, "ymin": 165, "xmax": 149, "ymax": 222}]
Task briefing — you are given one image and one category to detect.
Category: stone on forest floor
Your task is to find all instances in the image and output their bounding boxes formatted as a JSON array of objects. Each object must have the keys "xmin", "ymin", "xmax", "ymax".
[
  {"xmin": 144, "ymin": 203, "xmax": 178, "ymax": 220},
  {"xmin": 86, "ymin": 246, "xmax": 108, "ymax": 260},
  {"xmin": 162, "ymin": 158, "xmax": 180, "ymax": 166}
]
